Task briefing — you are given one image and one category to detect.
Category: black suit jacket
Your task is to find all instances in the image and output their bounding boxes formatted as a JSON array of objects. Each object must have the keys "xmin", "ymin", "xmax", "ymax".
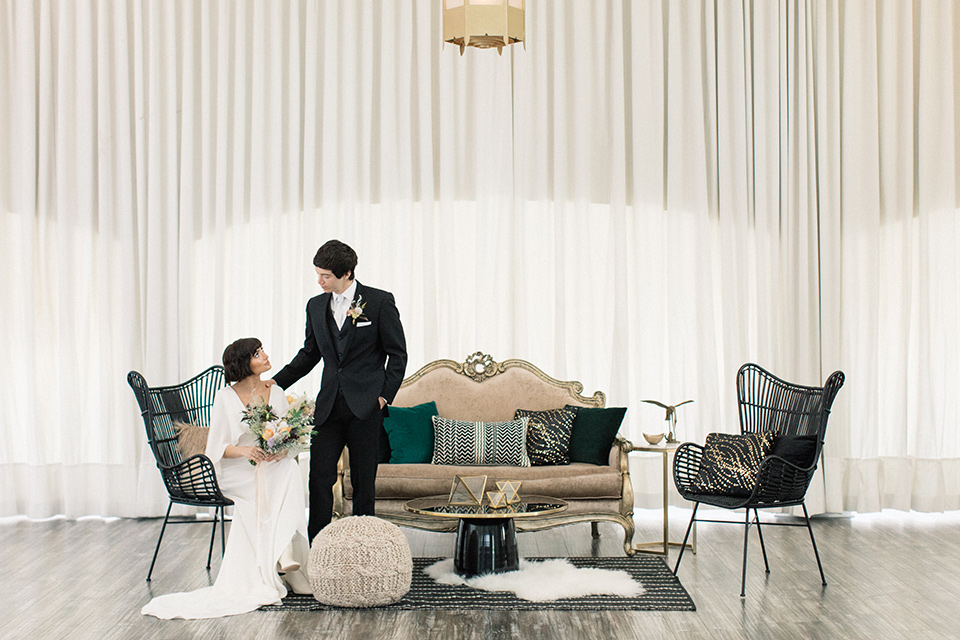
[{"xmin": 273, "ymin": 282, "xmax": 407, "ymax": 423}]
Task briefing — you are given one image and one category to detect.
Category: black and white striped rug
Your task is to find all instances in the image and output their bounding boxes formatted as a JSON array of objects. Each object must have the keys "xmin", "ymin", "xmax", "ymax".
[{"xmin": 260, "ymin": 556, "xmax": 696, "ymax": 611}]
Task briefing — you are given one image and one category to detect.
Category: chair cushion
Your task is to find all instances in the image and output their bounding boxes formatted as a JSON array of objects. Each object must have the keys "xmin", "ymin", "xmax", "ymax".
[
  {"xmin": 770, "ymin": 434, "xmax": 819, "ymax": 467},
  {"xmin": 174, "ymin": 421, "xmax": 208, "ymax": 459},
  {"xmin": 565, "ymin": 406, "xmax": 627, "ymax": 466},
  {"xmin": 691, "ymin": 432, "xmax": 775, "ymax": 496},
  {"xmin": 354, "ymin": 462, "xmax": 622, "ymax": 500},
  {"xmin": 514, "ymin": 407, "xmax": 576, "ymax": 466},
  {"xmin": 431, "ymin": 417, "xmax": 531, "ymax": 467},
  {"xmin": 383, "ymin": 401, "xmax": 439, "ymax": 464}
]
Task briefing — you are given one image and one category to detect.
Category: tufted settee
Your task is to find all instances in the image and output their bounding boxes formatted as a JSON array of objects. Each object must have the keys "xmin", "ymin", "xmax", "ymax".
[{"xmin": 332, "ymin": 352, "xmax": 637, "ymax": 555}]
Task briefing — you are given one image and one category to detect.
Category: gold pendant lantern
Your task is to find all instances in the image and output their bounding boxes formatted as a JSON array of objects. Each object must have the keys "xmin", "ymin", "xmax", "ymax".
[{"xmin": 443, "ymin": 0, "xmax": 525, "ymax": 55}]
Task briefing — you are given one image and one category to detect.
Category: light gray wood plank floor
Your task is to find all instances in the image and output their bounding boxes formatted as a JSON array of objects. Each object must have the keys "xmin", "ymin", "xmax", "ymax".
[{"xmin": 2, "ymin": 508, "xmax": 958, "ymax": 640}]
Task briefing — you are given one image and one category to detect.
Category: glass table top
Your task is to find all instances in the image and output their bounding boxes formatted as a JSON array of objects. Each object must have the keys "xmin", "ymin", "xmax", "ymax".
[{"xmin": 404, "ymin": 495, "xmax": 567, "ymax": 519}]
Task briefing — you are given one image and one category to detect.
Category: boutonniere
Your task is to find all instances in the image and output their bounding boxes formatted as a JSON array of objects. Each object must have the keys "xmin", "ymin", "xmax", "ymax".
[{"xmin": 346, "ymin": 295, "xmax": 368, "ymax": 325}]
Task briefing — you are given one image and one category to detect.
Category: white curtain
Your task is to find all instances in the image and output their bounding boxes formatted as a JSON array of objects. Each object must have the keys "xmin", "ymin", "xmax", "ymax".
[{"xmin": 1, "ymin": 0, "xmax": 958, "ymax": 518}]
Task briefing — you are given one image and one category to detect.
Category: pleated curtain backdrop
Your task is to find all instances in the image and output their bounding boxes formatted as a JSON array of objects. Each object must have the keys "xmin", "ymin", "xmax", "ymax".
[{"xmin": 1, "ymin": 0, "xmax": 958, "ymax": 518}]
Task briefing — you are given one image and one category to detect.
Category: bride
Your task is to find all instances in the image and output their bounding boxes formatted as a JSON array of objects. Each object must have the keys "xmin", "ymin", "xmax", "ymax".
[{"xmin": 142, "ymin": 338, "xmax": 312, "ymax": 619}]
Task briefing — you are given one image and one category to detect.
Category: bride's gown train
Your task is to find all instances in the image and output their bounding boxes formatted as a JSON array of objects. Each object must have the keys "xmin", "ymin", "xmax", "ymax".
[{"xmin": 142, "ymin": 386, "xmax": 311, "ymax": 619}]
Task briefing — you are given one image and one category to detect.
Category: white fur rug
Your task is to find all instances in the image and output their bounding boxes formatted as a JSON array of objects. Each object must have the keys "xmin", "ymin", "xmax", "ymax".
[{"xmin": 423, "ymin": 558, "xmax": 644, "ymax": 602}]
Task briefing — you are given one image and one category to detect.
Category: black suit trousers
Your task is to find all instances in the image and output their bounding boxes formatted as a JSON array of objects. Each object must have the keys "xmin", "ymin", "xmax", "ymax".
[{"xmin": 308, "ymin": 391, "xmax": 380, "ymax": 541}]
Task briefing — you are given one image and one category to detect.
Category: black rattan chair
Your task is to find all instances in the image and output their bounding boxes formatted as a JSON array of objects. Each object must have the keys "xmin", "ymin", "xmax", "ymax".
[
  {"xmin": 672, "ymin": 363, "xmax": 845, "ymax": 597},
  {"xmin": 128, "ymin": 366, "xmax": 232, "ymax": 581}
]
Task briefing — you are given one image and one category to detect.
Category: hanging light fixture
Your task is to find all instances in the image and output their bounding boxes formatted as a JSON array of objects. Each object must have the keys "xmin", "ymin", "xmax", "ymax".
[{"xmin": 443, "ymin": 0, "xmax": 525, "ymax": 55}]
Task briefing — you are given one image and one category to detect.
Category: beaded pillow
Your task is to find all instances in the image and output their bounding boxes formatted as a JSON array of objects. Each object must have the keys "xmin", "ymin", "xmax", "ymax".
[
  {"xmin": 431, "ymin": 417, "xmax": 531, "ymax": 467},
  {"xmin": 690, "ymin": 432, "xmax": 775, "ymax": 497},
  {"xmin": 514, "ymin": 407, "xmax": 576, "ymax": 466}
]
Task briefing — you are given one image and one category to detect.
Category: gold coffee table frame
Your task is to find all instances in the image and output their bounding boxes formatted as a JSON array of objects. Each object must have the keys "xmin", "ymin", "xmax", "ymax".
[{"xmin": 405, "ymin": 495, "xmax": 567, "ymax": 520}]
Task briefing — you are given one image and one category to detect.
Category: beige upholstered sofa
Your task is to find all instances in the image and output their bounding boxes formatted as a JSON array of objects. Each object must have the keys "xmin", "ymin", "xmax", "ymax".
[{"xmin": 333, "ymin": 352, "xmax": 637, "ymax": 555}]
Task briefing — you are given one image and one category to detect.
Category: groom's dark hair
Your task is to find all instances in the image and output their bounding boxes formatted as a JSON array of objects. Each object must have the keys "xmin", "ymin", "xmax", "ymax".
[{"xmin": 313, "ymin": 239, "xmax": 357, "ymax": 280}]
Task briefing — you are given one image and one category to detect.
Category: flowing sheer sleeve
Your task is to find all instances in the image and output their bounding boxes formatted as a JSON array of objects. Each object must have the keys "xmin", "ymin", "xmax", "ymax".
[{"xmin": 204, "ymin": 387, "xmax": 244, "ymax": 469}]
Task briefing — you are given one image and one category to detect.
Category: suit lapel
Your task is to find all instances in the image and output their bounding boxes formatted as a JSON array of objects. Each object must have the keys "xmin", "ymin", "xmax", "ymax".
[{"xmin": 316, "ymin": 292, "xmax": 338, "ymax": 359}]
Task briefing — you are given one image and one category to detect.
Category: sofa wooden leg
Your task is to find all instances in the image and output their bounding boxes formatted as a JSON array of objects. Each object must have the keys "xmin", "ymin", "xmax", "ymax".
[
  {"xmin": 622, "ymin": 519, "xmax": 637, "ymax": 556},
  {"xmin": 591, "ymin": 522, "xmax": 600, "ymax": 538}
]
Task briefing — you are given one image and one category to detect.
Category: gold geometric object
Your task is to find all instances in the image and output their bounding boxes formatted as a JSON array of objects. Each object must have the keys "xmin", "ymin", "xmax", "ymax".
[
  {"xmin": 443, "ymin": 0, "xmax": 525, "ymax": 56},
  {"xmin": 486, "ymin": 491, "xmax": 508, "ymax": 508},
  {"xmin": 496, "ymin": 481, "xmax": 522, "ymax": 504},
  {"xmin": 449, "ymin": 475, "xmax": 487, "ymax": 505}
]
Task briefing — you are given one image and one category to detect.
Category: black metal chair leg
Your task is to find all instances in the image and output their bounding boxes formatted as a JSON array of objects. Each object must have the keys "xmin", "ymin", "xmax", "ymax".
[
  {"xmin": 220, "ymin": 506, "xmax": 227, "ymax": 557},
  {"xmin": 802, "ymin": 503, "xmax": 827, "ymax": 586},
  {"xmin": 590, "ymin": 522, "xmax": 600, "ymax": 539},
  {"xmin": 674, "ymin": 503, "xmax": 699, "ymax": 575},
  {"xmin": 753, "ymin": 509, "xmax": 770, "ymax": 573},
  {"xmin": 206, "ymin": 510, "xmax": 218, "ymax": 569},
  {"xmin": 147, "ymin": 502, "xmax": 174, "ymax": 582},
  {"xmin": 740, "ymin": 508, "xmax": 751, "ymax": 597}
]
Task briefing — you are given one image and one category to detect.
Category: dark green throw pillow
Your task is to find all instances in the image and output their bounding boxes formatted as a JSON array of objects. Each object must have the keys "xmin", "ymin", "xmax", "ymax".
[
  {"xmin": 690, "ymin": 432, "xmax": 775, "ymax": 497},
  {"xmin": 382, "ymin": 401, "xmax": 439, "ymax": 464},
  {"xmin": 515, "ymin": 407, "xmax": 577, "ymax": 466},
  {"xmin": 565, "ymin": 405, "xmax": 627, "ymax": 466}
]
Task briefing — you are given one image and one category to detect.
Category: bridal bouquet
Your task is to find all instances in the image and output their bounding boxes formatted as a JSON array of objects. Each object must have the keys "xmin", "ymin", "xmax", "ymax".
[{"xmin": 241, "ymin": 394, "xmax": 317, "ymax": 465}]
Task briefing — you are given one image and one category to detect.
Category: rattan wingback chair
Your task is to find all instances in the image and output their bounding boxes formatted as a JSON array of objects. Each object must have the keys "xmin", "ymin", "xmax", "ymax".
[
  {"xmin": 672, "ymin": 363, "xmax": 845, "ymax": 597},
  {"xmin": 128, "ymin": 366, "xmax": 232, "ymax": 581}
]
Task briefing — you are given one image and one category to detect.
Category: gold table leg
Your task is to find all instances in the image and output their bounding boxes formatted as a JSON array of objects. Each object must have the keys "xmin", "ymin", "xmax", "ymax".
[{"xmin": 633, "ymin": 447, "xmax": 696, "ymax": 556}]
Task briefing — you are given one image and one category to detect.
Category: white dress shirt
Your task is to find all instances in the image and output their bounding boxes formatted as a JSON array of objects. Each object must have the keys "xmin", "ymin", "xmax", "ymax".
[{"xmin": 332, "ymin": 280, "xmax": 357, "ymax": 329}]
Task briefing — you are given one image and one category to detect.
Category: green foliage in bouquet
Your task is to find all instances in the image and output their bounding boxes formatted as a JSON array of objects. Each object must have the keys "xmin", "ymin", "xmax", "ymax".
[{"xmin": 241, "ymin": 393, "xmax": 317, "ymax": 465}]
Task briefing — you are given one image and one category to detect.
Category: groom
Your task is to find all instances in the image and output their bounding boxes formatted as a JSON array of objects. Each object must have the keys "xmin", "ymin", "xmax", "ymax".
[{"xmin": 270, "ymin": 240, "xmax": 407, "ymax": 541}]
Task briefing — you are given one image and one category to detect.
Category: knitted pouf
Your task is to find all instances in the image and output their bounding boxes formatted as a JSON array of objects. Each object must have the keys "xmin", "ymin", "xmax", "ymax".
[{"xmin": 308, "ymin": 516, "xmax": 413, "ymax": 607}]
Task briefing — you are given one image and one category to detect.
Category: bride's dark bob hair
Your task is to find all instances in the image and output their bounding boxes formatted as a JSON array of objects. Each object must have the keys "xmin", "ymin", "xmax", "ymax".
[{"xmin": 222, "ymin": 337, "xmax": 263, "ymax": 383}]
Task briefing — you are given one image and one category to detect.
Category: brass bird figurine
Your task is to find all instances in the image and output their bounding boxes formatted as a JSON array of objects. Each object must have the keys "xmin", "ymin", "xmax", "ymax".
[{"xmin": 641, "ymin": 399, "xmax": 694, "ymax": 443}]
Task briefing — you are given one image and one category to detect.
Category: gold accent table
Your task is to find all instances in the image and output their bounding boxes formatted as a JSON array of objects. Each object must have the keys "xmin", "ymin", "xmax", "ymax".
[
  {"xmin": 405, "ymin": 495, "xmax": 567, "ymax": 577},
  {"xmin": 629, "ymin": 442, "xmax": 696, "ymax": 556}
]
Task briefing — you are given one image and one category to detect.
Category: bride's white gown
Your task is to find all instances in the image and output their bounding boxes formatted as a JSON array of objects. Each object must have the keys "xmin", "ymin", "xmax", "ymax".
[{"xmin": 142, "ymin": 385, "xmax": 311, "ymax": 619}]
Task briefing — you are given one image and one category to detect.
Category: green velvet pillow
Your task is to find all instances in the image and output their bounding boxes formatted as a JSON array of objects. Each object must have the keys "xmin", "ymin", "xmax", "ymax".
[
  {"xmin": 382, "ymin": 401, "xmax": 439, "ymax": 464},
  {"xmin": 565, "ymin": 405, "xmax": 627, "ymax": 466}
]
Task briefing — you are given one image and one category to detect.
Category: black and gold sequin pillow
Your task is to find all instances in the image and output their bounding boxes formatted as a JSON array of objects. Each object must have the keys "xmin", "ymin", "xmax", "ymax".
[
  {"xmin": 690, "ymin": 432, "xmax": 775, "ymax": 496},
  {"xmin": 514, "ymin": 407, "xmax": 577, "ymax": 466}
]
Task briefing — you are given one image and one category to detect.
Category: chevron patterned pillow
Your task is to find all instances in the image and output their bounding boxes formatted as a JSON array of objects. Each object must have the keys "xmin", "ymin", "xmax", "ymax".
[{"xmin": 431, "ymin": 417, "xmax": 532, "ymax": 467}]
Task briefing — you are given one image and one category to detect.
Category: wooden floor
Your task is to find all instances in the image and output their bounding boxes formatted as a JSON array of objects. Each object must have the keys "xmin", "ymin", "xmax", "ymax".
[{"xmin": 3, "ymin": 508, "xmax": 959, "ymax": 640}]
